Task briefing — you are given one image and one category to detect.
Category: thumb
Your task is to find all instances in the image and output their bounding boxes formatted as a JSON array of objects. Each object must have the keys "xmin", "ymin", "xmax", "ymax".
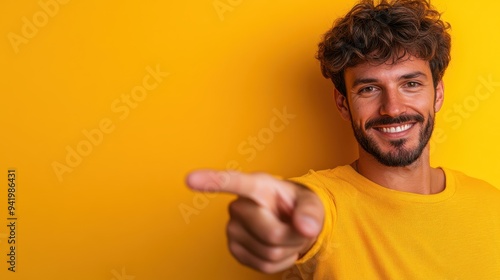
[{"xmin": 291, "ymin": 186, "xmax": 324, "ymax": 239}]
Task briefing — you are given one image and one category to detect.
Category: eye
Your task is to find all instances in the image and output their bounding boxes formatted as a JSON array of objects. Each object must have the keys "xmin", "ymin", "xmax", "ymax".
[
  {"xmin": 405, "ymin": 81, "xmax": 421, "ymax": 88},
  {"xmin": 359, "ymin": 86, "xmax": 377, "ymax": 94}
]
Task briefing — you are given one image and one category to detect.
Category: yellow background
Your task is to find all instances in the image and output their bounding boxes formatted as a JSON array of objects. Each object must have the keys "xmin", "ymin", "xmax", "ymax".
[{"xmin": 1, "ymin": 0, "xmax": 499, "ymax": 279}]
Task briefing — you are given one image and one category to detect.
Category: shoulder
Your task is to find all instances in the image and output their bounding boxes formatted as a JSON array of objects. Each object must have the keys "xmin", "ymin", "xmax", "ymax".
[
  {"xmin": 443, "ymin": 167, "xmax": 500, "ymax": 198},
  {"xmin": 288, "ymin": 165, "xmax": 354, "ymax": 181},
  {"xmin": 287, "ymin": 165, "xmax": 354, "ymax": 189},
  {"xmin": 444, "ymin": 168, "xmax": 497, "ymax": 189},
  {"xmin": 286, "ymin": 165, "xmax": 362, "ymax": 205}
]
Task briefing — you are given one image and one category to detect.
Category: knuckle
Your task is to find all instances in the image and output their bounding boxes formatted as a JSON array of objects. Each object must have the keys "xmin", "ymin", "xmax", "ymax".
[
  {"xmin": 265, "ymin": 226, "xmax": 286, "ymax": 245},
  {"xmin": 250, "ymin": 172, "xmax": 271, "ymax": 188},
  {"xmin": 227, "ymin": 242, "xmax": 289, "ymax": 274},
  {"xmin": 228, "ymin": 200, "xmax": 239, "ymax": 215},
  {"xmin": 228, "ymin": 242, "xmax": 267, "ymax": 272},
  {"xmin": 225, "ymin": 220, "xmax": 240, "ymax": 238},
  {"xmin": 258, "ymin": 262, "xmax": 280, "ymax": 274},
  {"xmin": 265, "ymin": 247, "xmax": 286, "ymax": 262},
  {"xmin": 227, "ymin": 241, "xmax": 246, "ymax": 262},
  {"xmin": 227, "ymin": 198, "xmax": 246, "ymax": 217}
]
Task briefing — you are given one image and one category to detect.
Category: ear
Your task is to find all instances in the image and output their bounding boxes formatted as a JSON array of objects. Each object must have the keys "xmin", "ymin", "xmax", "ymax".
[
  {"xmin": 434, "ymin": 80, "xmax": 444, "ymax": 112},
  {"xmin": 334, "ymin": 88, "xmax": 351, "ymax": 121}
]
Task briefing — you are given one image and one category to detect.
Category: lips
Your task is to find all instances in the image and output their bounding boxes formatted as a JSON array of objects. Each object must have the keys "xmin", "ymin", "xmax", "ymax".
[
  {"xmin": 376, "ymin": 123, "xmax": 414, "ymax": 134},
  {"xmin": 365, "ymin": 114, "xmax": 424, "ymax": 132}
]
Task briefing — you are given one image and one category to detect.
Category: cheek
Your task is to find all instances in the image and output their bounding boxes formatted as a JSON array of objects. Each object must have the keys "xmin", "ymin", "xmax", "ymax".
[
  {"xmin": 401, "ymin": 92, "xmax": 434, "ymax": 115},
  {"xmin": 414, "ymin": 99, "xmax": 435, "ymax": 114},
  {"xmin": 351, "ymin": 114, "xmax": 370, "ymax": 130},
  {"xmin": 351, "ymin": 103, "xmax": 376, "ymax": 126}
]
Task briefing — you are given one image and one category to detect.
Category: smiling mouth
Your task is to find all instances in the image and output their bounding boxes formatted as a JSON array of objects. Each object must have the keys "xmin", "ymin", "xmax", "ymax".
[{"xmin": 376, "ymin": 123, "xmax": 414, "ymax": 134}]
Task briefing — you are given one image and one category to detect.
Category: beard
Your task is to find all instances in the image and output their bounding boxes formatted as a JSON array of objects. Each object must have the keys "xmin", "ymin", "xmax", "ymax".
[{"xmin": 351, "ymin": 113, "xmax": 434, "ymax": 167}]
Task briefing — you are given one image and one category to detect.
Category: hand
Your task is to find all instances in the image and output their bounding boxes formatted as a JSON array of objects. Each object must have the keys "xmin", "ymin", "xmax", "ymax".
[{"xmin": 186, "ymin": 170, "xmax": 324, "ymax": 274}]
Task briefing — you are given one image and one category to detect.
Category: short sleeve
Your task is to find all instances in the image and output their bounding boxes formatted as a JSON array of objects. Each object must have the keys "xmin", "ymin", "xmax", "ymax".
[{"xmin": 287, "ymin": 171, "xmax": 336, "ymax": 264}]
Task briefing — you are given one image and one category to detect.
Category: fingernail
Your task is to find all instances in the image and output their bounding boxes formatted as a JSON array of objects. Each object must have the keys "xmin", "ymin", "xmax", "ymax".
[{"xmin": 299, "ymin": 215, "xmax": 320, "ymax": 236}]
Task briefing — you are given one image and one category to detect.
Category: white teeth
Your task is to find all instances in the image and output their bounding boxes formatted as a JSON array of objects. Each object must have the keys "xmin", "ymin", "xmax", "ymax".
[{"xmin": 380, "ymin": 124, "xmax": 412, "ymax": 133}]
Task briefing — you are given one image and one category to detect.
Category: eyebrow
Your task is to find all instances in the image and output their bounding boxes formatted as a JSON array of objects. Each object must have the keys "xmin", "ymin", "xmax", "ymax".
[
  {"xmin": 351, "ymin": 78, "xmax": 379, "ymax": 88},
  {"xmin": 400, "ymin": 71, "xmax": 428, "ymax": 81},
  {"xmin": 351, "ymin": 71, "xmax": 429, "ymax": 88}
]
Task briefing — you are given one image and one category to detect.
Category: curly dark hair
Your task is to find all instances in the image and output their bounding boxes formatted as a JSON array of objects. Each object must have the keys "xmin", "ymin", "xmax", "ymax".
[{"xmin": 317, "ymin": 0, "xmax": 451, "ymax": 96}]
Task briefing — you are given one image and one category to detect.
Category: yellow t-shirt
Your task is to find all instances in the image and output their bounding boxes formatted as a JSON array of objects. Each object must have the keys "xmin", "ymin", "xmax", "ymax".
[{"xmin": 285, "ymin": 165, "xmax": 500, "ymax": 279}]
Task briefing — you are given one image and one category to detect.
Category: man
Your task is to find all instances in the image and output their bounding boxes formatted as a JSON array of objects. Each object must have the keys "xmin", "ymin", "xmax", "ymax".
[{"xmin": 187, "ymin": 0, "xmax": 500, "ymax": 278}]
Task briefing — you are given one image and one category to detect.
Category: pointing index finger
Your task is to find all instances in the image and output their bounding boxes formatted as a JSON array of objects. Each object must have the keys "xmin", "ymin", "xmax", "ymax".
[
  {"xmin": 186, "ymin": 169, "xmax": 234, "ymax": 192},
  {"xmin": 186, "ymin": 170, "xmax": 294, "ymax": 210}
]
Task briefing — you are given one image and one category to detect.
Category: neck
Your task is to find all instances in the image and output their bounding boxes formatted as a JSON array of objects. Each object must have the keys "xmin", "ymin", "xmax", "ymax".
[{"xmin": 353, "ymin": 146, "xmax": 445, "ymax": 195}]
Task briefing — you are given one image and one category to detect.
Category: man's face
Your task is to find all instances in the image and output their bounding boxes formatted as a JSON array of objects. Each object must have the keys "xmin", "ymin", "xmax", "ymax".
[{"xmin": 337, "ymin": 57, "xmax": 444, "ymax": 167}]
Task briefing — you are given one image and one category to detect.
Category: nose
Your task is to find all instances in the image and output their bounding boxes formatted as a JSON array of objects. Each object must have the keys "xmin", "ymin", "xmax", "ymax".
[{"xmin": 379, "ymin": 88, "xmax": 407, "ymax": 117}]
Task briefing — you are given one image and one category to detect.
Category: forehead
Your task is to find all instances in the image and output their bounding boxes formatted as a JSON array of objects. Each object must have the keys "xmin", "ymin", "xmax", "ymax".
[{"xmin": 344, "ymin": 57, "xmax": 432, "ymax": 87}]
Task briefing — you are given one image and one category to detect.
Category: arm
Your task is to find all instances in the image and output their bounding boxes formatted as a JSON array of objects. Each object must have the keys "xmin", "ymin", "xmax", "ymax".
[{"xmin": 186, "ymin": 170, "xmax": 324, "ymax": 274}]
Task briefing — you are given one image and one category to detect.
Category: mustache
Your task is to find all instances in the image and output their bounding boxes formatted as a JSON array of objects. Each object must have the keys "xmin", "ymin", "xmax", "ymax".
[{"xmin": 365, "ymin": 114, "xmax": 425, "ymax": 130}]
